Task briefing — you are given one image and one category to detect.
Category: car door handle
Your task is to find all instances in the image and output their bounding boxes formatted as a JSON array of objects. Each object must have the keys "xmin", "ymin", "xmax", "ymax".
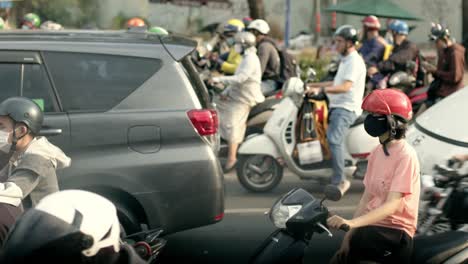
[{"xmin": 39, "ymin": 128, "xmax": 62, "ymax": 137}]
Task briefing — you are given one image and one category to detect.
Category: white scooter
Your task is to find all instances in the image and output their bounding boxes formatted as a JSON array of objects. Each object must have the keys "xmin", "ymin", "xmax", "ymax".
[{"xmin": 236, "ymin": 77, "xmax": 379, "ymax": 192}]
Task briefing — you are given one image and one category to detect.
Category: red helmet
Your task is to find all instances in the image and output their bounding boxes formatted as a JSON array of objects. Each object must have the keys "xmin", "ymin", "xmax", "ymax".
[
  {"xmin": 362, "ymin": 89, "xmax": 413, "ymax": 121},
  {"xmin": 126, "ymin": 18, "xmax": 146, "ymax": 29},
  {"xmin": 362, "ymin": 15, "xmax": 381, "ymax": 30}
]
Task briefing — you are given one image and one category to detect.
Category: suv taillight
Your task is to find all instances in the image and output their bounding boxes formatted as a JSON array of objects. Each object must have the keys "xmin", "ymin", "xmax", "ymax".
[{"xmin": 188, "ymin": 109, "xmax": 218, "ymax": 136}]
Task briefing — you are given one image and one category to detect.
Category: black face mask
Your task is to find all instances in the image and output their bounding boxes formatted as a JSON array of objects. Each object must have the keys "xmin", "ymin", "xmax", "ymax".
[{"xmin": 364, "ymin": 115, "xmax": 388, "ymax": 137}]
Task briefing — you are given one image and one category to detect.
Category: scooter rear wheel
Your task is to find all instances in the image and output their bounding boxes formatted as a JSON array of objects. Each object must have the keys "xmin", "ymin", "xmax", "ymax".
[{"xmin": 236, "ymin": 155, "xmax": 283, "ymax": 192}]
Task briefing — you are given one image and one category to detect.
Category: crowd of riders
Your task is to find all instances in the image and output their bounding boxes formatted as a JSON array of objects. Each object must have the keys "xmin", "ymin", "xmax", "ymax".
[
  {"xmin": 0, "ymin": 8, "xmax": 466, "ymax": 263},
  {"xmin": 0, "ymin": 11, "xmax": 169, "ymax": 35}
]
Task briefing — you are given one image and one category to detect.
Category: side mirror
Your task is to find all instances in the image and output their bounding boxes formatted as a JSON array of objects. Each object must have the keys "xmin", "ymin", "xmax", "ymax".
[
  {"xmin": 324, "ymin": 185, "xmax": 342, "ymax": 202},
  {"xmin": 306, "ymin": 68, "xmax": 317, "ymax": 82}
]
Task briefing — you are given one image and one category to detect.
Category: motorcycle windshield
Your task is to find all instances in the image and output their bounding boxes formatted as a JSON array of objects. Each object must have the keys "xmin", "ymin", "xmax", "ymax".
[{"xmin": 415, "ymin": 87, "xmax": 468, "ymax": 144}]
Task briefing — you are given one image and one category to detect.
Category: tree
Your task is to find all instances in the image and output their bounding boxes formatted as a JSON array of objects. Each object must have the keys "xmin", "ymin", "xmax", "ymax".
[{"xmin": 247, "ymin": 0, "xmax": 265, "ymax": 19}]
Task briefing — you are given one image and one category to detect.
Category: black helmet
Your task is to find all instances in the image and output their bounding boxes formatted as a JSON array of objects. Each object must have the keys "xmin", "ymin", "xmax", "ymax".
[
  {"xmin": 334, "ymin": 25, "xmax": 358, "ymax": 45},
  {"xmin": 429, "ymin": 23, "xmax": 450, "ymax": 41},
  {"xmin": 0, "ymin": 97, "xmax": 43, "ymax": 134}
]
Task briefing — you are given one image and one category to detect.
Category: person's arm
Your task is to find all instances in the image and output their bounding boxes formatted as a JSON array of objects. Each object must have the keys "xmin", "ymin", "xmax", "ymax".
[
  {"xmin": 340, "ymin": 190, "xmax": 371, "ymax": 243},
  {"xmin": 434, "ymin": 49, "xmax": 465, "ymax": 84},
  {"xmin": 388, "ymin": 44, "xmax": 418, "ymax": 66},
  {"xmin": 220, "ymin": 50, "xmax": 242, "ymax": 75},
  {"xmin": 7, "ymin": 169, "xmax": 40, "ymax": 199},
  {"xmin": 349, "ymin": 192, "xmax": 403, "ymax": 228},
  {"xmin": 323, "ymin": 81, "xmax": 353, "ymax": 94},
  {"xmin": 257, "ymin": 43, "xmax": 269, "ymax": 75},
  {"xmin": 215, "ymin": 54, "xmax": 252, "ymax": 85},
  {"xmin": 307, "ymin": 81, "xmax": 334, "ymax": 88},
  {"xmin": 6, "ymin": 154, "xmax": 54, "ymax": 199},
  {"xmin": 453, "ymin": 154, "xmax": 468, "ymax": 162}
]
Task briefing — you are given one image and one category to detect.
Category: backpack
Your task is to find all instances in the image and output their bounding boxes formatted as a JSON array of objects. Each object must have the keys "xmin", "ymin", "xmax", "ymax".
[{"xmin": 261, "ymin": 38, "xmax": 298, "ymax": 83}]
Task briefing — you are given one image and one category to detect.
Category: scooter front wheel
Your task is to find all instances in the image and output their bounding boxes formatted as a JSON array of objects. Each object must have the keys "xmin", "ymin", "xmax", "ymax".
[{"xmin": 236, "ymin": 155, "xmax": 283, "ymax": 192}]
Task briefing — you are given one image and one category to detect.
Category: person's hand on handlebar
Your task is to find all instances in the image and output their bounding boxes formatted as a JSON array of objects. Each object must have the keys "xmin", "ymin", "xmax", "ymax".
[
  {"xmin": 327, "ymin": 214, "xmax": 354, "ymax": 230},
  {"xmin": 305, "ymin": 85, "xmax": 326, "ymax": 96}
]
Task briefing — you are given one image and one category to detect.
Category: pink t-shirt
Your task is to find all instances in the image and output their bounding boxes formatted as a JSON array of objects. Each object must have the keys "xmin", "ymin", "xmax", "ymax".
[{"xmin": 363, "ymin": 140, "xmax": 421, "ymax": 237}]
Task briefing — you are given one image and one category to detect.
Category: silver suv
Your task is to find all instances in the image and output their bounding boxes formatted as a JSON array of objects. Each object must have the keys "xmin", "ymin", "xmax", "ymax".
[{"xmin": 0, "ymin": 30, "xmax": 224, "ymax": 234}]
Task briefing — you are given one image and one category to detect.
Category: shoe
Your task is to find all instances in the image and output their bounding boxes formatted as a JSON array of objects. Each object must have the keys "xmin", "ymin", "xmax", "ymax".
[
  {"xmin": 223, "ymin": 160, "xmax": 237, "ymax": 173},
  {"xmin": 337, "ymin": 179, "xmax": 351, "ymax": 196}
]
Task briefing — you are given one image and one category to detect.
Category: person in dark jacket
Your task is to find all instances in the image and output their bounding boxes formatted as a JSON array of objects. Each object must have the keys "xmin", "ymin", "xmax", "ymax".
[
  {"xmin": 0, "ymin": 190, "xmax": 147, "ymax": 264},
  {"xmin": 422, "ymin": 23, "xmax": 465, "ymax": 108},
  {"xmin": 367, "ymin": 20, "xmax": 419, "ymax": 89},
  {"xmin": 247, "ymin": 19, "xmax": 281, "ymax": 95},
  {"xmin": 359, "ymin": 15, "xmax": 387, "ymax": 67}
]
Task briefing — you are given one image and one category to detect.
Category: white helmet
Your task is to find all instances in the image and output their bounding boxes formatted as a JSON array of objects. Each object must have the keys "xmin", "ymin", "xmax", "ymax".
[
  {"xmin": 1, "ymin": 190, "xmax": 121, "ymax": 263},
  {"xmin": 247, "ymin": 19, "xmax": 270, "ymax": 35},
  {"xmin": 235, "ymin": 31, "xmax": 256, "ymax": 47}
]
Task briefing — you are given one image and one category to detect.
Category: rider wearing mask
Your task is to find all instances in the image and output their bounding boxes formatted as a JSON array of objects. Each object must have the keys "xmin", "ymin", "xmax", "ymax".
[
  {"xmin": 368, "ymin": 20, "xmax": 419, "ymax": 86},
  {"xmin": 209, "ymin": 32, "xmax": 264, "ymax": 172},
  {"xmin": 247, "ymin": 19, "xmax": 281, "ymax": 95},
  {"xmin": 0, "ymin": 190, "xmax": 146, "ymax": 263},
  {"xmin": 0, "ymin": 97, "xmax": 71, "ymax": 244},
  {"xmin": 20, "ymin": 13, "xmax": 41, "ymax": 30},
  {"xmin": 328, "ymin": 89, "xmax": 420, "ymax": 264},
  {"xmin": 306, "ymin": 25, "xmax": 366, "ymax": 196},
  {"xmin": 421, "ymin": 23, "xmax": 465, "ymax": 108},
  {"xmin": 211, "ymin": 19, "xmax": 245, "ymax": 75}
]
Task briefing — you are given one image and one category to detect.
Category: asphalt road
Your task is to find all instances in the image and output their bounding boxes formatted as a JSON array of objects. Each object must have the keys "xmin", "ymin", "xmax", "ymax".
[{"xmin": 159, "ymin": 170, "xmax": 365, "ymax": 264}]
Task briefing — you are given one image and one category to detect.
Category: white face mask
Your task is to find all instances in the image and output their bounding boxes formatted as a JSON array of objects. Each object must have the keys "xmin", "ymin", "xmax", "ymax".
[
  {"xmin": 0, "ymin": 130, "xmax": 11, "ymax": 153},
  {"xmin": 234, "ymin": 43, "xmax": 243, "ymax": 54}
]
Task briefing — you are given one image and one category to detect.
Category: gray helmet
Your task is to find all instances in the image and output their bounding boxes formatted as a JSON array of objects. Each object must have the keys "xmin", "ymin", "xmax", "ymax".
[
  {"xmin": 429, "ymin": 23, "xmax": 450, "ymax": 41},
  {"xmin": 334, "ymin": 25, "xmax": 358, "ymax": 45},
  {"xmin": 235, "ymin": 31, "xmax": 256, "ymax": 47},
  {"xmin": 0, "ymin": 97, "xmax": 43, "ymax": 134}
]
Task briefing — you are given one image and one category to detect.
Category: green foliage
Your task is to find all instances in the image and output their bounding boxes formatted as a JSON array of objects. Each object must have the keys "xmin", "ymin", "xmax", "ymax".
[
  {"xmin": 297, "ymin": 51, "xmax": 331, "ymax": 82},
  {"xmin": 26, "ymin": 0, "xmax": 100, "ymax": 28}
]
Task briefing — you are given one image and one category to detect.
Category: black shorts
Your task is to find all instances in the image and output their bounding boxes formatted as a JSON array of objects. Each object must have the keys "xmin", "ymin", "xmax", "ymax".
[{"xmin": 347, "ymin": 225, "xmax": 413, "ymax": 264}]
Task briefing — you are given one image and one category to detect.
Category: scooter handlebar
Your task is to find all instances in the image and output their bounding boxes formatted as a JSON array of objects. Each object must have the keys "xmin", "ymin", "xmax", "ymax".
[{"xmin": 339, "ymin": 224, "xmax": 350, "ymax": 232}]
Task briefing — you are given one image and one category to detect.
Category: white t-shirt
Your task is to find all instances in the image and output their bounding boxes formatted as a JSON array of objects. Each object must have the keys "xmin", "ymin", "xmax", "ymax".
[{"xmin": 328, "ymin": 50, "xmax": 366, "ymax": 116}]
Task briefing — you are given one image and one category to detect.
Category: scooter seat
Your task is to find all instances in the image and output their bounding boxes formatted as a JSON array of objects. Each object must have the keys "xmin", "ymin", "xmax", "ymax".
[
  {"xmin": 249, "ymin": 98, "xmax": 281, "ymax": 119},
  {"xmin": 412, "ymin": 231, "xmax": 468, "ymax": 263}
]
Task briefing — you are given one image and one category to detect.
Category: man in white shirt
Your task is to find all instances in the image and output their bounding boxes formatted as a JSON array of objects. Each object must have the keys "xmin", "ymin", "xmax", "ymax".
[{"xmin": 306, "ymin": 25, "xmax": 366, "ymax": 195}]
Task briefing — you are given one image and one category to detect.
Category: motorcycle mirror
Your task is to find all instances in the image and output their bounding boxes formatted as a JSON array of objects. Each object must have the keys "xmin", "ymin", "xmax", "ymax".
[
  {"xmin": 205, "ymin": 43, "xmax": 213, "ymax": 52},
  {"xmin": 306, "ymin": 68, "xmax": 317, "ymax": 82},
  {"xmin": 323, "ymin": 185, "xmax": 342, "ymax": 202}
]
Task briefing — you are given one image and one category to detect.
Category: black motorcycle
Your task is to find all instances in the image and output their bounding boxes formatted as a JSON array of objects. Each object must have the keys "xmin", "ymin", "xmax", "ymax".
[
  {"xmin": 418, "ymin": 159, "xmax": 468, "ymax": 235},
  {"xmin": 125, "ymin": 228, "xmax": 167, "ymax": 263},
  {"xmin": 250, "ymin": 187, "xmax": 468, "ymax": 264}
]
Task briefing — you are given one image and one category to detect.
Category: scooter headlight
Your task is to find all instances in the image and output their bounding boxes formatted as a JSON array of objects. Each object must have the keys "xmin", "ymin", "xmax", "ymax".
[{"xmin": 269, "ymin": 202, "xmax": 302, "ymax": 229}]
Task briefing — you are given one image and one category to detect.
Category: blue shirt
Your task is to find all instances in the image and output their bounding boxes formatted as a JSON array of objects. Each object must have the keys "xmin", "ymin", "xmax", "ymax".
[{"xmin": 359, "ymin": 37, "xmax": 385, "ymax": 66}]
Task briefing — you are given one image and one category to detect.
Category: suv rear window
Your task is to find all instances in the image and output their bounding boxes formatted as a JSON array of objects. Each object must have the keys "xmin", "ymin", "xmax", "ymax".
[{"xmin": 43, "ymin": 52, "xmax": 162, "ymax": 112}]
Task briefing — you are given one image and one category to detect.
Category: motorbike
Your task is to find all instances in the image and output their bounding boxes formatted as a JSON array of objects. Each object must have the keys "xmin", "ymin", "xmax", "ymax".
[
  {"xmin": 418, "ymin": 159, "xmax": 468, "ymax": 236},
  {"xmin": 387, "ymin": 70, "xmax": 428, "ymax": 115},
  {"xmin": 236, "ymin": 76, "xmax": 379, "ymax": 192},
  {"xmin": 125, "ymin": 228, "xmax": 167, "ymax": 263},
  {"xmin": 250, "ymin": 187, "xmax": 468, "ymax": 264}
]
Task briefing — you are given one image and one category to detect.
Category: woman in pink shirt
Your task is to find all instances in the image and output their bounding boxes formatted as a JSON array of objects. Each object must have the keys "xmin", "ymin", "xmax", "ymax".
[{"xmin": 327, "ymin": 89, "xmax": 420, "ymax": 264}]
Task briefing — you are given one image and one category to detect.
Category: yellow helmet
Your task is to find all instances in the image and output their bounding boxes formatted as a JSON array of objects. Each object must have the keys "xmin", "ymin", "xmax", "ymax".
[{"xmin": 223, "ymin": 19, "xmax": 245, "ymax": 34}]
